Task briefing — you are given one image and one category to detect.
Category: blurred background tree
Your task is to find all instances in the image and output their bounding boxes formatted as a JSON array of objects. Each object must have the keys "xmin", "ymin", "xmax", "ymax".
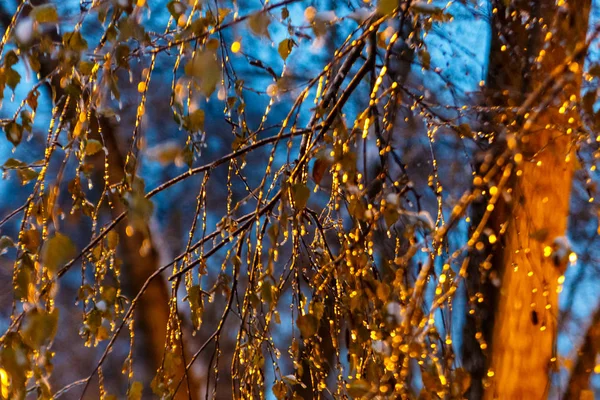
[{"xmin": 0, "ymin": 0, "xmax": 599, "ymax": 399}]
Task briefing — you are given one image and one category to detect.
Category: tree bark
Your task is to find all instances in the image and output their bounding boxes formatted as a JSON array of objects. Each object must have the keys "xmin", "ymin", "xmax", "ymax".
[
  {"xmin": 0, "ymin": 2, "xmax": 198, "ymax": 398},
  {"xmin": 564, "ymin": 307, "xmax": 600, "ymax": 399},
  {"xmin": 98, "ymin": 120, "xmax": 198, "ymax": 400},
  {"xmin": 483, "ymin": 1, "xmax": 591, "ymax": 398}
]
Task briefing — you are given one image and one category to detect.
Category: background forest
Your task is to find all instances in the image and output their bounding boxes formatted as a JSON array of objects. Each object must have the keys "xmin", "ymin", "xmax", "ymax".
[{"xmin": 0, "ymin": 0, "xmax": 599, "ymax": 399}]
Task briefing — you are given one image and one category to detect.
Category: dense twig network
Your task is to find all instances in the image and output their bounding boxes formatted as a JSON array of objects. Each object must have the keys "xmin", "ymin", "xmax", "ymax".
[{"xmin": 0, "ymin": 0, "xmax": 599, "ymax": 399}]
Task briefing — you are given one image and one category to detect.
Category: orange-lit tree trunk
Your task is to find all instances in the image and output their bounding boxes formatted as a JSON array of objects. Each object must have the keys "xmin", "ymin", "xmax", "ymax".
[
  {"xmin": 98, "ymin": 124, "xmax": 198, "ymax": 400},
  {"xmin": 483, "ymin": 1, "xmax": 591, "ymax": 398}
]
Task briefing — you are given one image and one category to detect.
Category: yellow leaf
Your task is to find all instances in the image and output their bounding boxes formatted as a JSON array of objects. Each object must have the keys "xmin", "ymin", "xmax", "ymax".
[
  {"xmin": 128, "ymin": 381, "xmax": 143, "ymax": 400},
  {"xmin": 278, "ymin": 39, "xmax": 294, "ymax": 61},
  {"xmin": 347, "ymin": 379, "xmax": 371, "ymax": 397},
  {"xmin": 378, "ymin": 0, "xmax": 398, "ymax": 15},
  {"xmin": 272, "ymin": 381, "xmax": 287, "ymax": 400},
  {"xmin": 297, "ymin": 314, "xmax": 318, "ymax": 338},
  {"xmin": 291, "ymin": 183, "xmax": 310, "ymax": 212},
  {"xmin": 22, "ymin": 309, "xmax": 59, "ymax": 349},
  {"xmin": 248, "ymin": 12, "xmax": 271, "ymax": 38},
  {"xmin": 107, "ymin": 230, "xmax": 119, "ymax": 250},
  {"xmin": 85, "ymin": 139, "xmax": 103, "ymax": 156},
  {"xmin": 41, "ymin": 233, "xmax": 76, "ymax": 274},
  {"xmin": 146, "ymin": 141, "xmax": 182, "ymax": 165},
  {"xmin": 184, "ymin": 50, "xmax": 220, "ymax": 97},
  {"xmin": 32, "ymin": 4, "xmax": 59, "ymax": 24}
]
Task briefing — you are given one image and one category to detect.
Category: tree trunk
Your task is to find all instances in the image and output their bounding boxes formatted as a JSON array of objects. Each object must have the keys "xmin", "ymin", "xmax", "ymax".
[
  {"xmin": 564, "ymin": 307, "xmax": 600, "ymax": 399},
  {"xmin": 483, "ymin": 1, "xmax": 591, "ymax": 398},
  {"xmin": 98, "ymin": 120, "xmax": 198, "ymax": 400},
  {"xmin": 0, "ymin": 2, "xmax": 198, "ymax": 397}
]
